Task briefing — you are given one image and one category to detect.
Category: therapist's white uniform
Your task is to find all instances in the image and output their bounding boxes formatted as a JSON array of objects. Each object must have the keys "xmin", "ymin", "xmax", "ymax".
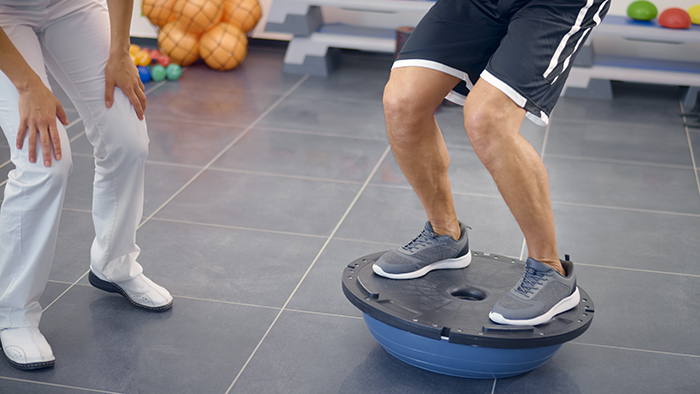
[{"xmin": 0, "ymin": 0, "xmax": 149, "ymax": 329}]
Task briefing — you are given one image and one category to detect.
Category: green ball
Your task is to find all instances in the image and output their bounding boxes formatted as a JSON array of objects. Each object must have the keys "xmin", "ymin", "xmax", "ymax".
[
  {"xmin": 165, "ymin": 64, "xmax": 182, "ymax": 81},
  {"xmin": 627, "ymin": 0, "xmax": 658, "ymax": 21},
  {"xmin": 150, "ymin": 65, "xmax": 166, "ymax": 82}
]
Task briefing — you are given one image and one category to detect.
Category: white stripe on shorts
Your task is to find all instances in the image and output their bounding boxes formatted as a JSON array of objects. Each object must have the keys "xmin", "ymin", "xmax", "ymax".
[
  {"xmin": 481, "ymin": 70, "xmax": 548, "ymax": 126},
  {"xmin": 393, "ymin": 59, "xmax": 475, "ymax": 90},
  {"xmin": 480, "ymin": 70, "xmax": 527, "ymax": 108},
  {"xmin": 542, "ymin": 0, "xmax": 595, "ymax": 80}
]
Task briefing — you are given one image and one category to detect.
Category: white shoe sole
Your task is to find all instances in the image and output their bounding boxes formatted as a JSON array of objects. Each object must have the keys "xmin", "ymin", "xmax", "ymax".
[
  {"xmin": 373, "ymin": 250, "xmax": 472, "ymax": 279},
  {"xmin": 489, "ymin": 287, "xmax": 581, "ymax": 326}
]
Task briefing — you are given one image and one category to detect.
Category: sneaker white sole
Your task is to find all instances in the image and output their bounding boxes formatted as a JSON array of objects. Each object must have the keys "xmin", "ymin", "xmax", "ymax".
[
  {"xmin": 373, "ymin": 250, "xmax": 472, "ymax": 279},
  {"xmin": 488, "ymin": 287, "xmax": 581, "ymax": 326}
]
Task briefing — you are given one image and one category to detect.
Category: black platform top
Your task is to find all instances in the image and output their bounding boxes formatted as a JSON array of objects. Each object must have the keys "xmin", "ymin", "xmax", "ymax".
[{"xmin": 342, "ymin": 251, "xmax": 594, "ymax": 349}]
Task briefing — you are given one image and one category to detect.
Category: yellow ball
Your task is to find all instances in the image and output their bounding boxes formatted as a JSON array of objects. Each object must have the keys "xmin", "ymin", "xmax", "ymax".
[
  {"xmin": 173, "ymin": 0, "xmax": 224, "ymax": 36},
  {"xmin": 688, "ymin": 5, "xmax": 700, "ymax": 24},
  {"xmin": 199, "ymin": 22, "xmax": 248, "ymax": 70},
  {"xmin": 221, "ymin": 0, "xmax": 261, "ymax": 33},
  {"xmin": 142, "ymin": 0, "xmax": 177, "ymax": 27},
  {"xmin": 134, "ymin": 51, "xmax": 151, "ymax": 66},
  {"xmin": 129, "ymin": 44, "xmax": 141, "ymax": 56},
  {"xmin": 158, "ymin": 21, "xmax": 200, "ymax": 66}
]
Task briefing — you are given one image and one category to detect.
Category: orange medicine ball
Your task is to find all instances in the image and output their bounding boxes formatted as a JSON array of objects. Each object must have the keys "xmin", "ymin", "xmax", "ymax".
[
  {"xmin": 158, "ymin": 21, "xmax": 200, "ymax": 66},
  {"xmin": 221, "ymin": 0, "xmax": 262, "ymax": 33},
  {"xmin": 142, "ymin": 0, "xmax": 177, "ymax": 27},
  {"xmin": 199, "ymin": 22, "xmax": 248, "ymax": 70},
  {"xmin": 173, "ymin": 0, "xmax": 224, "ymax": 36}
]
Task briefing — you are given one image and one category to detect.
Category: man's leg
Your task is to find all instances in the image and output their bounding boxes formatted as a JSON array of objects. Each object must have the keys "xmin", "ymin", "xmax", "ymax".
[
  {"xmin": 372, "ymin": 66, "xmax": 472, "ymax": 280},
  {"xmin": 464, "ymin": 79, "xmax": 580, "ymax": 326},
  {"xmin": 383, "ymin": 66, "xmax": 462, "ymax": 240},
  {"xmin": 463, "ymin": 79, "xmax": 563, "ymax": 275}
]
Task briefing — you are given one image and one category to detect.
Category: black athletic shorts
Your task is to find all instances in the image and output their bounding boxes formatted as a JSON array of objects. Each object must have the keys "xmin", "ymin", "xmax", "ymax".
[{"xmin": 394, "ymin": 0, "xmax": 610, "ymax": 125}]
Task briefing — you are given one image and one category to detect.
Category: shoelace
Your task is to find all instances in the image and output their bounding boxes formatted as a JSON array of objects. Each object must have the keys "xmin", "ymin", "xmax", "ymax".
[
  {"xmin": 515, "ymin": 267, "xmax": 550, "ymax": 296},
  {"xmin": 401, "ymin": 229, "xmax": 437, "ymax": 252}
]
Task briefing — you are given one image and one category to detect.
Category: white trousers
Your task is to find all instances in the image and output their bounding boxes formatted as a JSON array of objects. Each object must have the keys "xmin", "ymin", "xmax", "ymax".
[{"xmin": 0, "ymin": 0, "xmax": 149, "ymax": 328}]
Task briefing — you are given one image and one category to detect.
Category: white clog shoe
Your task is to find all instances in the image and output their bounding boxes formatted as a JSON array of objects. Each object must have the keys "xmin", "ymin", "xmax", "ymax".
[
  {"xmin": 89, "ymin": 271, "xmax": 173, "ymax": 311},
  {"xmin": 1, "ymin": 327, "xmax": 55, "ymax": 370}
]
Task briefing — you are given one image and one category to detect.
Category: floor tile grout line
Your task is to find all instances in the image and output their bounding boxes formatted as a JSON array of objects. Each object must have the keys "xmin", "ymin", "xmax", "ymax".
[
  {"xmin": 205, "ymin": 167, "xmax": 365, "ymax": 185},
  {"xmin": 491, "ymin": 379, "xmax": 497, "ymax": 394},
  {"xmin": 41, "ymin": 270, "xmax": 89, "ymax": 313},
  {"xmin": 373, "ymin": 182, "xmax": 504, "ymax": 199},
  {"xmin": 58, "ymin": 210, "xmax": 399, "ymax": 244},
  {"xmin": 62, "ymin": 207, "xmax": 91, "ymax": 213},
  {"xmin": 548, "ymin": 113, "xmax": 689, "ymax": 130},
  {"xmin": 364, "ymin": 182, "xmax": 700, "ymax": 219},
  {"xmin": 143, "ymin": 160, "xmax": 201, "ymax": 168},
  {"xmin": 551, "ymin": 200, "xmax": 700, "ymax": 218},
  {"xmin": 569, "ymin": 341, "xmax": 700, "ymax": 359},
  {"xmin": 145, "ymin": 80, "xmax": 168, "ymax": 96},
  {"xmin": 142, "ymin": 116, "xmax": 266, "ymax": 129},
  {"xmin": 170, "ymin": 295, "xmax": 283, "ymax": 311},
  {"xmin": 131, "ymin": 115, "xmax": 246, "ymax": 129},
  {"xmin": 65, "ymin": 117, "xmax": 83, "ymax": 130},
  {"xmin": 545, "ymin": 153, "xmax": 696, "ymax": 170},
  {"xmin": 252, "ymin": 125, "xmax": 389, "ymax": 142},
  {"xmin": 223, "ymin": 145, "xmax": 391, "ymax": 394},
  {"xmin": 284, "ymin": 308, "xmax": 364, "ymax": 320},
  {"xmin": 681, "ymin": 100, "xmax": 700, "ymax": 205},
  {"xmin": 576, "ymin": 262, "xmax": 700, "ymax": 279},
  {"xmin": 148, "ymin": 217, "xmax": 329, "ymax": 239},
  {"xmin": 0, "ymin": 376, "xmax": 122, "ymax": 394},
  {"xmin": 45, "ymin": 280, "xmax": 365, "ymax": 319},
  {"xmin": 42, "ymin": 281, "xmax": 288, "ymax": 312},
  {"xmin": 136, "ymin": 74, "xmax": 311, "ymax": 230},
  {"xmin": 69, "ymin": 154, "xmax": 371, "ymax": 186},
  {"xmin": 332, "ymin": 236, "xmax": 402, "ymax": 247}
]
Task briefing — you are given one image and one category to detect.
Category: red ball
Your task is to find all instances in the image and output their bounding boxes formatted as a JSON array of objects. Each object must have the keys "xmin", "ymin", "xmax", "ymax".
[
  {"xmin": 658, "ymin": 8, "xmax": 692, "ymax": 29},
  {"xmin": 158, "ymin": 55, "xmax": 171, "ymax": 67}
]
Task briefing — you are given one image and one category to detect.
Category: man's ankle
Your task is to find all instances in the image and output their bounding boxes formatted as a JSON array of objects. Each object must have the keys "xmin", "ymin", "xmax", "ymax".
[
  {"xmin": 539, "ymin": 258, "xmax": 566, "ymax": 276},
  {"xmin": 431, "ymin": 222, "xmax": 461, "ymax": 241}
]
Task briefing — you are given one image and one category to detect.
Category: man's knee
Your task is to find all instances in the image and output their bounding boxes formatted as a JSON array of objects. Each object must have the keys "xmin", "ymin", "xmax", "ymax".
[
  {"xmin": 383, "ymin": 81, "xmax": 443, "ymax": 147},
  {"xmin": 463, "ymin": 83, "xmax": 526, "ymax": 159},
  {"xmin": 383, "ymin": 79, "xmax": 420, "ymax": 124},
  {"xmin": 464, "ymin": 107, "xmax": 503, "ymax": 157}
]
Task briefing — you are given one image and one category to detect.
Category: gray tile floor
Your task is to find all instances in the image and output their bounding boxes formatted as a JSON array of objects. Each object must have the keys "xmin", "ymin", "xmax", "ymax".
[{"xmin": 1, "ymin": 43, "xmax": 699, "ymax": 393}]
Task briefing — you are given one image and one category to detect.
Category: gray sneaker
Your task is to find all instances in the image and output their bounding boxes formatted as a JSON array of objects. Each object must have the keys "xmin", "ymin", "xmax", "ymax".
[
  {"xmin": 489, "ymin": 257, "xmax": 580, "ymax": 326},
  {"xmin": 373, "ymin": 221, "xmax": 471, "ymax": 279}
]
